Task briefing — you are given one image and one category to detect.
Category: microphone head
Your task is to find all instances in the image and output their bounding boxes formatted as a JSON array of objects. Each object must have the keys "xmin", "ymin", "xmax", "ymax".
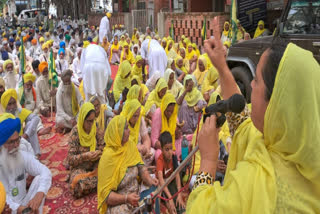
[{"xmin": 228, "ymin": 94, "xmax": 246, "ymax": 113}]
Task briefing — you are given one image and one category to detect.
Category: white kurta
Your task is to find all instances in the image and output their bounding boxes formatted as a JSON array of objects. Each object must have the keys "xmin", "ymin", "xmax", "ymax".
[
  {"xmin": 3, "ymin": 72, "xmax": 19, "ymax": 90},
  {"xmin": 56, "ymin": 83, "xmax": 83, "ymax": 128},
  {"xmin": 55, "ymin": 59, "xmax": 69, "ymax": 76},
  {"xmin": 35, "ymin": 75, "xmax": 56, "ymax": 111},
  {"xmin": 0, "ymin": 151, "xmax": 52, "ymax": 213},
  {"xmin": 99, "ymin": 16, "xmax": 110, "ymax": 44},
  {"xmin": 81, "ymin": 44, "xmax": 111, "ymax": 104},
  {"xmin": 71, "ymin": 57, "xmax": 82, "ymax": 86},
  {"xmin": 141, "ymin": 39, "xmax": 167, "ymax": 78}
]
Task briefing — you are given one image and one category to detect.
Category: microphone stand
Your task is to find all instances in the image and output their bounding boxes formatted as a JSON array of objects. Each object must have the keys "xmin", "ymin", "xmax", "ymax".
[{"xmin": 132, "ymin": 145, "xmax": 199, "ymax": 214}]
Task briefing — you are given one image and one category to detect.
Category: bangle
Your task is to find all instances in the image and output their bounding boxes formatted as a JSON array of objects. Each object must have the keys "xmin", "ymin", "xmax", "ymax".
[
  {"xmin": 192, "ymin": 171, "xmax": 214, "ymax": 191},
  {"xmin": 125, "ymin": 194, "xmax": 128, "ymax": 204}
]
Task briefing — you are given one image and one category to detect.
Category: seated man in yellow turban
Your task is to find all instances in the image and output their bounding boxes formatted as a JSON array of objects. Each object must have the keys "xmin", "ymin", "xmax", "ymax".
[
  {"xmin": 1, "ymin": 89, "xmax": 42, "ymax": 157},
  {"xmin": 56, "ymin": 69, "xmax": 84, "ymax": 133},
  {"xmin": 35, "ymin": 61, "xmax": 58, "ymax": 117}
]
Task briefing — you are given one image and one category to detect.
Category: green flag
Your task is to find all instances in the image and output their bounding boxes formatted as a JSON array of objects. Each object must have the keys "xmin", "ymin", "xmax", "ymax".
[
  {"xmin": 18, "ymin": 37, "xmax": 26, "ymax": 105},
  {"xmin": 201, "ymin": 17, "xmax": 207, "ymax": 40},
  {"xmin": 170, "ymin": 20, "xmax": 174, "ymax": 39},
  {"xmin": 49, "ymin": 49, "xmax": 59, "ymax": 88},
  {"xmin": 231, "ymin": 0, "xmax": 238, "ymax": 44}
]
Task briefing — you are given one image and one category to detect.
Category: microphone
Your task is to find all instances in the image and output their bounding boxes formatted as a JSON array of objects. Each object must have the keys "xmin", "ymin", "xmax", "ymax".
[{"xmin": 203, "ymin": 94, "xmax": 246, "ymax": 126}]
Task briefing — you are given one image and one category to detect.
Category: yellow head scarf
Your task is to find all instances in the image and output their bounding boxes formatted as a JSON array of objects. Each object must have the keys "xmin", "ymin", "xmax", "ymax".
[
  {"xmin": 193, "ymin": 55, "xmax": 208, "ymax": 86},
  {"xmin": 98, "ymin": 115, "xmax": 143, "ymax": 214},
  {"xmin": 145, "ymin": 78, "xmax": 168, "ymax": 113},
  {"xmin": 201, "ymin": 66, "xmax": 219, "ymax": 94},
  {"xmin": 132, "ymin": 55, "xmax": 143, "ymax": 82},
  {"xmin": 253, "ymin": 20, "xmax": 266, "ymax": 38},
  {"xmin": 83, "ymin": 41, "xmax": 90, "ymax": 48},
  {"xmin": 187, "ymin": 43, "xmax": 320, "ymax": 213},
  {"xmin": 161, "ymin": 93, "xmax": 178, "ymax": 150},
  {"xmin": 131, "ymin": 75, "xmax": 149, "ymax": 101},
  {"xmin": 180, "ymin": 75, "xmax": 204, "ymax": 107},
  {"xmin": 3, "ymin": 59, "xmax": 14, "ymax": 72},
  {"xmin": 120, "ymin": 42, "xmax": 135, "ymax": 64},
  {"xmin": 23, "ymin": 72, "xmax": 36, "ymax": 83},
  {"xmin": 121, "ymin": 99, "xmax": 142, "ymax": 144},
  {"xmin": 186, "ymin": 43, "xmax": 196, "ymax": 60},
  {"xmin": 164, "ymin": 68, "xmax": 183, "ymax": 98},
  {"xmin": 113, "ymin": 60, "xmax": 132, "ymax": 102},
  {"xmin": 192, "ymin": 43, "xmax": 200, "ymax": 57},
  {"xmin": 109, "ymin": 39, "xmax": 120, "ymax": 62},
  {"xmin": 90, "ymin": 96, "xmax": 108, "ymax": 131},
  {"xmin": 77, "ymin": 102, "xmax": 96, "ymax": 151},
  {"xmin": 127, "ymin": 84, "xmax": 141, "ymax": 101},
  {"xmin": 1, "ymin": 89, "xmax": 31, "ymax": 135},
  {"xmin": 223, "ymin": 21, "xmax": 231, "ymax": 37},
  {"xmin": 175, "ymin": 56, "xmax": 188, "ymax": 74}
]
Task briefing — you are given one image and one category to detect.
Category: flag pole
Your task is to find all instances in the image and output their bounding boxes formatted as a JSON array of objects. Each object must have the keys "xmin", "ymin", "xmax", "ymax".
[{"xmin": 50, "ymin": 49, "xmax": 53, "ymax": 121}]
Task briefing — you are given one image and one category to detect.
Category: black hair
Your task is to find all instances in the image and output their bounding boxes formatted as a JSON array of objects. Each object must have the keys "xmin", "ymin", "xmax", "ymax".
[
  {"xmin": 262, "ymin": 38, "xmax": 288, "ymax": 101},
  {"xmin": 85, "ymin": 109, "xmax": 95, "ymax": 120},
  {"xmin": 122, "ymin": 87, "xmax": 129, "ymax": 101},
  {"xmin": 32, "ymin": 60, "xmax": 40, "ymax": 70},
  {"xmin": 159, "ymin": 131, "xmax": 172, "ymax": 148}
]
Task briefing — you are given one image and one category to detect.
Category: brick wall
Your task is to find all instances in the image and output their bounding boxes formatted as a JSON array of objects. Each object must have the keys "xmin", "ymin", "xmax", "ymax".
[{"xmin": 163, "ymin": 12, "xmax": 229, "ymax": 46}]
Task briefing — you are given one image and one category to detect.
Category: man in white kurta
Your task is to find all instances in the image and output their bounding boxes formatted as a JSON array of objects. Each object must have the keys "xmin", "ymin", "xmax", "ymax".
[
  {"xmin": 56, "ymin": 69, "xmax": 83, "ymax": 132},
  {"xmin": 81, "ymin": 44, "xmax": 111, "ymax": 104},
  {"xmin": 3, "ymin": 59, "xmax": 18, "ymax": 90},
  {"xmin": 140, "ymin": 38, "xmax": 167, "ymax": 78},
  {"xmin": 98, "ymin": 13, "xmax": 111, "ymax": 44},
  {"xmin": 0, "ymin": 113, "xmax": 52, "ymax": 214},
  {"xmin": 71, "ymin": 47, "xmax": 82, "ymax": 86}
]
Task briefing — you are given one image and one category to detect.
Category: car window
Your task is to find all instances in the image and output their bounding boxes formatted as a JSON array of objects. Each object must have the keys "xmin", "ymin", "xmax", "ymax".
[{"xmin": 283, "ymin": 0, "xmax": 320, "ymax": 34}]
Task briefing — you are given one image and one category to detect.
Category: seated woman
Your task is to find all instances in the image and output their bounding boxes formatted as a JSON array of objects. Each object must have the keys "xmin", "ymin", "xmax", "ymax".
[
  {"xmin": 109, "ymin": 36, "xmax": 120, "ymax": 64},
  {"xmin": 164, "ymin": 68, "xmax": 183, "ymax": 98},
  {"xmin": 113, "ymin": 60, "xmax": 132, "ymax": 103},
  {"xmin": 193, "ymin": 55, "xmax": 209, "ymax": 89},
  {"xmin": 131, "ymin": 55, "xmax": 145, "ymax": 83},
  {"xmin": 121, "ymin": 99, "xmax": 154, "ymax": 166},
  {"xmin": 186, "ymin": 43, "xmax": 198, "ymax": 71},
  {"xmin": 132, "ymin": 44, "xmax": 140, "ymax": 59},
  {"xmin": 177, "ymin": 75, "xmax": 207, "ymax": 135},
  {"xmin": 171, "ymin": 57, "xmax": 186, "ymax": 82},
  {"xmin": 192, "ymin": 43, "xmax": 201, "ymax": 57},
  {"xmin": 166, "ymin": 40, "xmax": 177, "ymax": 59},
  {"xmin": 178, "ymin": 47, "xmax": 190, "ymax": 73},
  {"xmin": 90, "ymin": 96, "xmax": 114, "ymax": 131},
  {"xmin": 151, "ymin": 93, "xmax": 183, "ymax": 161},
  {"xmin": 145, "ymin": 71, "xmax": 161, "ymax": 92},
  {"xmin": 120, "ymin": 42, "xmax": 135, "ymax": 64},
  {"xmin": 201, "ymin": 66, "xmax": 219, "ymax": 102},
  {"xmin": 144, "ymin": 78, "xmax": 168, "ymax": 115},
  {"xmin": 100, "ymin": 36, "xmax": 110, "ymax": 54},
  {"xmin": 67, "ymin": 102, "xmax": 105, "ymax": 198},
  {"xmin": 98, "ymin": 115, "xmax": 158, "ymax": 214},
  {"xmin": 131, "ymin": 75, "xmax": 149, "ymax": 104}
]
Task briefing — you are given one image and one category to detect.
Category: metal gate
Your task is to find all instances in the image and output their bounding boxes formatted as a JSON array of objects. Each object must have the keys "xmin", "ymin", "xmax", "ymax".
[{"xmin": 131, "ymin": 9, "xmax": 154, "ymax": 33}]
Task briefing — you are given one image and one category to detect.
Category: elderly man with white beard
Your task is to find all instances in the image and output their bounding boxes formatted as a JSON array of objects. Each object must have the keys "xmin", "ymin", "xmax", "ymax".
[
  {"xmin": 1, "ymin": 89, "xmax": 42, "ymax": 158},
  {"xmin": 0, "ymin": 113, "xmax": 52, "ymax": 214},
  {"xmin": 56, "ymin": 69, "xmax": 83, "ymax": 133},
  {"xmin": 3, "ymin": 59, "xmax": 18, "ymax": 90}
]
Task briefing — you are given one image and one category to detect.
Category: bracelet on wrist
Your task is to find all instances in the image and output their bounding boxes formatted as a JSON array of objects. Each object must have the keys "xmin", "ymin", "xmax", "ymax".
[{"xmin": 192, "ymin": 171, "xmax": 214, "ymax": 191}]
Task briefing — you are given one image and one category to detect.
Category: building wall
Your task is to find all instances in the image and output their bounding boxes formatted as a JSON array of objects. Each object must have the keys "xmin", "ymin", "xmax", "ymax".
[
  {"xmin": 188, "ymin": 0, "xmax": 213, "ymax": 12},
  {"xmin": 162, "ymin": 12, "xmax": 229, "ymax": 46}
]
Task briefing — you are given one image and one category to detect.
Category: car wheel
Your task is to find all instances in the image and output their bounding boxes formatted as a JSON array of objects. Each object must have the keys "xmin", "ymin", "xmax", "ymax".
[{"xmin": 231, "ymin": 66, "xmax": 252, "ymax": 103}]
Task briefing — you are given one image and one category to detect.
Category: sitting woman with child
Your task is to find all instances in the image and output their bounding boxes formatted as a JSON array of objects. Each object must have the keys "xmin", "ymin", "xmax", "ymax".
[{"xmin": 98, "ymin": 115, "xmax": 158, "ymax": 214}]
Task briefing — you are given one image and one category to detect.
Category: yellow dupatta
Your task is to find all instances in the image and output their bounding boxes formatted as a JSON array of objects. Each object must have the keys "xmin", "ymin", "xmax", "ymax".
[
  {"xmin": 98, "ymin": 115, "xmax": 143, "ymax": 214},
  {"xmin": 180, "ymin": 75, "xmax": 204, "ymax": 107},
  {"xmin": 201, "ymin": 66, "xmax": 219, "ymax": 95},
  {"xmin": 120, "ymin": 42, "xmax": 135, "ymax": 64},
  {"xmin": 113, "ymin": 60, "xmax": 132, "ymax": 102},
  {"xmin": 132, "ymin": 55, "xmax": 144, "ymax": 82},
  {"xmin": 161, "ymin": 93, "xmax": 177, "ymax": 150},
  {"xmin": 121, "ymin": 99, "xmax": 142, "ymax": 144},
  {"xmin": 131, "ymin": 75, "xmax": 149, "ymax": 100},
  {"xmin": 77, "ymin": 102, "xmax": 96, "ymax": 152},
  {"xmin": 222, "ymin": 21, "xmax": 231, "ymax": 37},
  {"xmin": 144, "ymin": 78, "xmax": 168, "ymax": 113},
  {"xmin": 253, "ymin": 20, "xmax": 266, "ymax": 38},
  {"xmin": 187, "ymin": 43, "xmax": 320, "ymax": 213},
  {"xmin": 186, "ymin": 44, "xmax": 196, "ymax": 60},
  {"xmin": 175, "ymin": 56, "xmax": 188, "ymax": 74},
  {"xmin": 109, "ymin": 41, "xmax": 120, "ymax": 63},
  {"xmin": 192, "ymin": 43, "xmax": 200, "ymax": 57},
  {"xmin": 71, "ymin": 83, "xmax": 79, "ymax": 116},
  {"xmin": 97, "ymin": 104, "xmax": 108, "ymax": 131},
  {"xmin": 164, "ymin": 68, "xmax": 183, "ymax": 98},
  {"xmin": 193, "ymin": 55, "xmax": 208, "ymax": 86}
]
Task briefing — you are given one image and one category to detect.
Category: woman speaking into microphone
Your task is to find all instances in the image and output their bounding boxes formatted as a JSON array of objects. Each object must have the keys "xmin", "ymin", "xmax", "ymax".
[{"xmin": 187, "ymin": 17, "xmax": 320, "ymax": 213}]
